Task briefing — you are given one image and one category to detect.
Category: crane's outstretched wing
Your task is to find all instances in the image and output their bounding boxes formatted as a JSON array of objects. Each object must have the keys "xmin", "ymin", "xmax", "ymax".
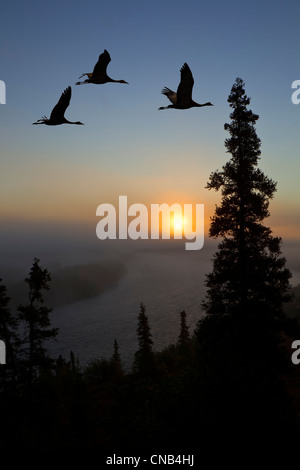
[
  {"xmin": 176, "ymin": 63, "xmax": 194, "ymax": 105},
  {"xmin": 161, "ymin": 87, "xmax": 177, "ymax": 104},
  {"xmin": 92, "ymin": 49, "xmax": 111, "ymax": 78},
  {"xmin": 50, "ymin": 87, "xmax": 71, "ymax": 121}
]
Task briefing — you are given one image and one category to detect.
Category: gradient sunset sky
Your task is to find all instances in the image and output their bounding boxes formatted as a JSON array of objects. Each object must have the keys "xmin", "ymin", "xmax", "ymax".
[{"xmin": 1, "ymin": 0, "xmax": 299, "ymax": 282}]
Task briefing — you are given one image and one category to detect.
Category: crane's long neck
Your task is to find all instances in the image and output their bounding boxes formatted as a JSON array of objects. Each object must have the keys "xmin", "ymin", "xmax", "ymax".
[
  {"xmin": 107, "ymin": 77, "xmax": 128, "ymax": 84},
  {"xmin": 193, "ymin": 101, "xmax": 213, "ymax": 107},
  {"xmin": 158, "ymin": 105, "xmax": 175, "ymax": 110},
  {"xmin": 65, "ymin": 120, "xmax": 84, "ymax": 125}
]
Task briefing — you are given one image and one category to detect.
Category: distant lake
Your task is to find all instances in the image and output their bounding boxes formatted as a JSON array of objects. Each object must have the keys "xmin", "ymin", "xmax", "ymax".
[{"xmin": 48, "ymin": 245, "xmax": 213, "ymax": 370}]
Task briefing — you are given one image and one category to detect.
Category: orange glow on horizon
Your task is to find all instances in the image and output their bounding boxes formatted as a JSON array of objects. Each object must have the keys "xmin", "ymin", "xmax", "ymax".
[{"xmin": 2, "ymin": 189, "xmax": 299, "ymax": 243}]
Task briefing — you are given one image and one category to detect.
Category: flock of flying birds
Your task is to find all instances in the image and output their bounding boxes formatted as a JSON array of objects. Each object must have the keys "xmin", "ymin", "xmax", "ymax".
[{"xmin": 32, "ymin": 49, "xmax": 213, "ymax": 126}]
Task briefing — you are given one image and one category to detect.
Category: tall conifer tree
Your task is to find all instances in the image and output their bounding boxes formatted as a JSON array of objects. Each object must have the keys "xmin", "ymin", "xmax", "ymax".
[
  {"xmin": 178, "ymin": 310, "xmax": 190, "ymax": 346},
  {"xmin": 18, "ymin": 258, "xmax": 58, "ymax": 386},
  {"xmin": 134, "ymin": 303, "xmax": 153, "ymax": 373},
  {"xmin": 202, "ymin": 77, "xmax": 291, "ymax": 325},
  {"xmin": 194, "ymin": 80, "xmax": 295, "ymax": 438}
]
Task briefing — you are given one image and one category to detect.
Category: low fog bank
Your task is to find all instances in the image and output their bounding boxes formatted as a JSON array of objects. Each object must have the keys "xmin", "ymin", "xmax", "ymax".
[{"xmin": 6, "ymin": 260, "xmax": 127, "ymax": 309}]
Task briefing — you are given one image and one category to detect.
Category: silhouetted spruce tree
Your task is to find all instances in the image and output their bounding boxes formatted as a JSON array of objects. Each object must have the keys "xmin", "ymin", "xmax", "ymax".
[
  {"xmin": 0, "ymin": 279, "xmax": 19, "ymax": 389},
  {"xmin": 112, "ymin": 339, "xmax": 120, "ymax": 362},
  {"xmin": 178, "ymin": 310, "xmax": 190, "ymax": 346},
  {"xmin": 134, "ymin": 303, "xmax": 153, "ymax": 373},
  {"xmin": 194, "ymin": 78, "xmax": 294, "ymax": 439},
  {"xmin": 18, "ymin": 258, "xmax": 58, "ymax": 387},
  {"xmin": 111, "ymin": 339, "xmax": 122, "ymax": 369},
  {"xmin": 201, "ymin": 77, "xmax": 291, "ymax": 326}
]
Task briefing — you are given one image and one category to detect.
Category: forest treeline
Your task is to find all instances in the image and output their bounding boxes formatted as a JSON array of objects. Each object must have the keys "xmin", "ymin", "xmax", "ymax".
[
  {"xmin": 1, "ymin": 78, "xmax": 300, "ymax": 456},
  {"xmin": 0, "ymin": 262, "xmax": 300, "ymax": 454}
]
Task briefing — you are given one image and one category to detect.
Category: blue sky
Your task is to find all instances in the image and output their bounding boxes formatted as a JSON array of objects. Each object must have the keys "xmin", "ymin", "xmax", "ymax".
[{"xmin": 1, "ymin": 0, "xmax": 299, "ymax": 279}]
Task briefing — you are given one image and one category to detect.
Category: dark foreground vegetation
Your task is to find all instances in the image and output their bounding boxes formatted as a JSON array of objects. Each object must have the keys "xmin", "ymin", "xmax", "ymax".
[{"xmin": 0, "ymin": 290, "xmax": 300, "ymax": 456}]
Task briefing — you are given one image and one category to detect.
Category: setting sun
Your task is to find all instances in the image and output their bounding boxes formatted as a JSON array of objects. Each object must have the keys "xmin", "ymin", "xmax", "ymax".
[{"xmin": 173, "ymin": 213, "xmax": 183, "ymax": 233}]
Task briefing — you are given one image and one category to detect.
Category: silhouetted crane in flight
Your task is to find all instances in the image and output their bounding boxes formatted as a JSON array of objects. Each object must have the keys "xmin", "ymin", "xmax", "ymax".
[
  {"xmin": 158, "ymin": 63, "xmax": 213, "ymax": 110},
  {"xmin": 75, "ymin": 49, "xmax": 129, "ymax": 85},
  {"xmin": 32, "ymin": 87, "xmax": 84, "ymax": 126}
]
